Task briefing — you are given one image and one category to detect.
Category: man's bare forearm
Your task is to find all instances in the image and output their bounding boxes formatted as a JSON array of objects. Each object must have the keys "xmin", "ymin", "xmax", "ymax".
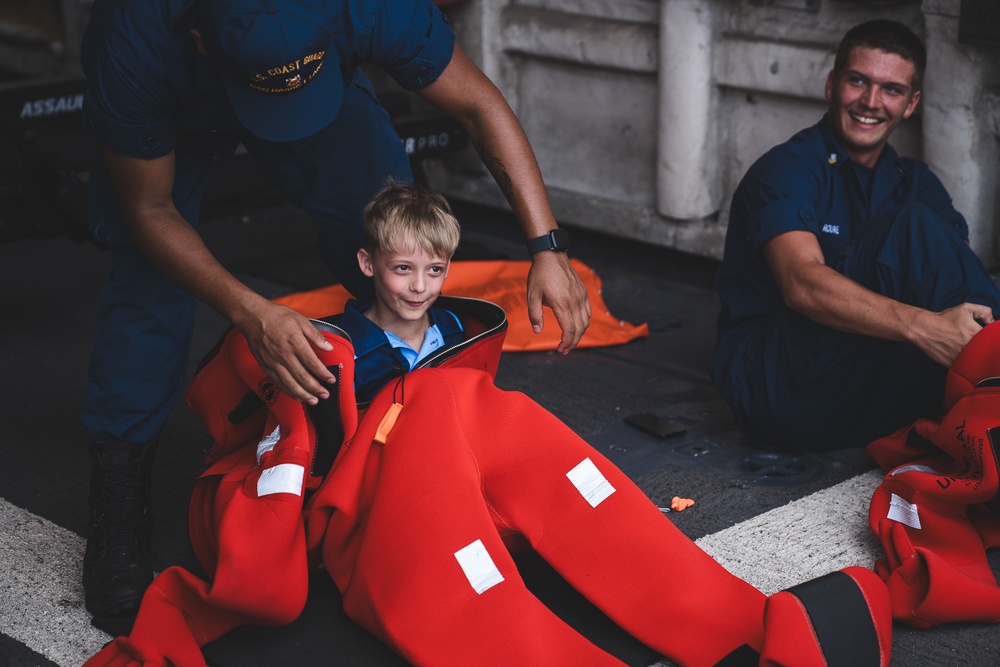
[
  {"xmin": 124, "ymin": 206, "xmax": 267, "ymax": 327},
  {"xmin": 767, "ymin": 238, "xmax": 989, "ymax": 366}
]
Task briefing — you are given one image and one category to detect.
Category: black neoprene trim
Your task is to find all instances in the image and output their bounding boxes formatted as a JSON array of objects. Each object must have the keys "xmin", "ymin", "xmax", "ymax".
[
  {"xmin": 227, "ymin": 391, "xmax": 264, "ymax": 425},
  {"xmin": 986, "ymin": 427, "xmax": 1000, "ymax": 514},
  {"xmin": 714, "ymin": 644, "xmax": 760, "ymax": 666},
  {"xmin": 784, "ymin": 571, "xmax": 879, "ymax": 667},
  {"xmin": 307, "ymin": 365, "xmax": 344, "ymax": 478}
]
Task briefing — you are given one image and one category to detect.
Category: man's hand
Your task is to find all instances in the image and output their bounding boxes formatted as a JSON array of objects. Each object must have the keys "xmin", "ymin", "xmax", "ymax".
[
  {"xmin": 418, "ymin": 48, "xmax": 591, "ymax": 352},
  {"xmin": 526, "ymin": 251, "xmax": 591, "ymax": 353},
  {"xmin": 908, "ymin": 302, "xmax": 994, "ymax": 367},
  {"xmin": 762, "ymin": 231, "xmax": 995, "ymax": 368},
  {"xmin": 236, "ymin": 302, "xmax": 337, "ymax": 405}
]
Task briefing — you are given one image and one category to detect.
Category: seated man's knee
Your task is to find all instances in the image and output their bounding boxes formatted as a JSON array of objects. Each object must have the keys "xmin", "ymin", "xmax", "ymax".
[{"xmin": 884, "ymin": 202, "xmax": 961, "ymax": 248}]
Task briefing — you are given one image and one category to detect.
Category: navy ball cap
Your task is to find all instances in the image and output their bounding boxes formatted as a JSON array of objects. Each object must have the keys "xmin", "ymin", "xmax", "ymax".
[{"xmin": 198, "ymin": 0, "xmax": 341, "ymax": 142}]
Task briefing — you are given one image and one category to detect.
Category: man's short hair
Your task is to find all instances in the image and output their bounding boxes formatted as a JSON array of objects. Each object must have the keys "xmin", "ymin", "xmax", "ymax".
[
  {"xmin": 833, "ymin": 19, "xmax": 927, "ymax": 92},
  {"xmin": 362, "ymin": 181, "xmax": 461, "ymax": 260}
]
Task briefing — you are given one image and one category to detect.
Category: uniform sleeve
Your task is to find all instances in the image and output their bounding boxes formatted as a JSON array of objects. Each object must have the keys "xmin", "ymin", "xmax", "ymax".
[
  {"xmin": 733, "ymin": 148, "xmax": 826, "ymax": 254},
  {"xmin": 80, "ymin": 3, "xmax": 179, "ymax": 159},
  {"xmin": 914, "ymin": 163, "xmax": 969, "ymax": 241},
  {"xmin": 368, "ymin": 0, "xmax": 456, "ymax": 90}
]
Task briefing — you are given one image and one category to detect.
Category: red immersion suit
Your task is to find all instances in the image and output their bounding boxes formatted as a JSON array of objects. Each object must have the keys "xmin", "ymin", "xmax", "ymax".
[
  {"xmin": 86, "ymin": 297, "xmax": 891, "ymax": 667},
  {"xmin": 869, "ymin": 320, "xmax": 1000, "ymax": 628}
]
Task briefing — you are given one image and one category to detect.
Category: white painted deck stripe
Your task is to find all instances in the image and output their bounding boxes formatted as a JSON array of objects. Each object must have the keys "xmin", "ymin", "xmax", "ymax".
[
  {"xmin": 695, "ymin": 470, "xmax": 885, "ymax": 594},
  {"xmin": 0, "ymin": 498, "xmax": 109, "ymax": 666}
]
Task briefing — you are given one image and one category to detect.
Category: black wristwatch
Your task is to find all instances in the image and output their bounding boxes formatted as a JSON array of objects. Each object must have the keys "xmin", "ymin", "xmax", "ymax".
[{"xmin": 527, "ymin": 229, "xmax": 570, "ymax": 255}]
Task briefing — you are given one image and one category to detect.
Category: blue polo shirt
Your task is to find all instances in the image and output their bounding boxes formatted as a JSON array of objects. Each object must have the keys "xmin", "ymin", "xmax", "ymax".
[
  {"xmin": 80, "ymin": 0, "xmax": 456, "ymax": 159},
  {"xmin": 337, "ymin": 299, "xmax": 464, "ymax": 403},
  {"xmin": 711, "ymin": 116, "xmax": 967, "ymax": 394}
]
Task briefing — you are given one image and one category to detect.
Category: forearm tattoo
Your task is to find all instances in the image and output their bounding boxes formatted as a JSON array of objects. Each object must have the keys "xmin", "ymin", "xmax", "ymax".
[{"xmin": 475, "ymin": 142, "xmax": 513, "ymax": 200}]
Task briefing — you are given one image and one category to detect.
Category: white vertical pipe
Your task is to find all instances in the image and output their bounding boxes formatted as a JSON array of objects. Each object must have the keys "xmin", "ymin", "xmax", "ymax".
[{"xmin": 657, "ymin": 0, "xmax": 719, "ymax": 220}]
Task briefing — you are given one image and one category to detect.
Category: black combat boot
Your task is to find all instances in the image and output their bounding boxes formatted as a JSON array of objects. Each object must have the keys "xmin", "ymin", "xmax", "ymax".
[{"xmin": 83, "ymin": 440, "xmax": 156, "ymax": 617}]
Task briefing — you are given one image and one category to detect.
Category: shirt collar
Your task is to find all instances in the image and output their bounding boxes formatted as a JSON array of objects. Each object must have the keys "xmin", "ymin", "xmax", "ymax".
[
  {"xmin": 340, "ymin": 299, "xmax": 464, "ymax": 359},
  {"xmin": 428, "ymin": 303, "xmax": 463, "ymax": 339},
  {"xmin": 816, "ymin": 115, "xmax": 902, "ymax": 174},
  {"xmin": 340, "ymin": 299, "xmax": 390, "ymax": 359},
  {"xmin": 384, "ymin": 325, "xmax": 446, "ymax": 369}
]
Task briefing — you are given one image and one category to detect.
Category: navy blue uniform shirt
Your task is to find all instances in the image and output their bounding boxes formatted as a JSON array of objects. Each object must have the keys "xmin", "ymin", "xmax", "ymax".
[
  {"xmin": 80, "ymin": 0, "xmax": 456, "ymax": 159},
  {"xmin": 711, "ymin": 116, "xmax": 967, "ymax": 393},
  {"xmin": 337, "ymin": 299, "xmax": 464, "ymax": 404}
]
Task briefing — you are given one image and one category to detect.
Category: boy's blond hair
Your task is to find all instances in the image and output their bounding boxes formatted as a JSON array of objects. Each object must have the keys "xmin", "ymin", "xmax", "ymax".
[{"xmin": 362, "ymin": 181, "xmax": 460, "ymax": 260}]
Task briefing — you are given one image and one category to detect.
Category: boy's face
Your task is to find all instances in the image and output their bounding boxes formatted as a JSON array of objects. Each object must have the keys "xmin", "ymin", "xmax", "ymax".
[{"xmin": 358, "ymin": 242, "xmax": 451, "ymax": 327}]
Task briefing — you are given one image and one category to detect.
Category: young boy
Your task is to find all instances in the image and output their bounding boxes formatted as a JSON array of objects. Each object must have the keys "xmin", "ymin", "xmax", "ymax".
[
  {"xmin": 337, "ymin": 182, "xmax": 467, "ymax": 403},
  {"xmin": 87, "ymin": 184, "xmax": 893, "ymax": 667}
]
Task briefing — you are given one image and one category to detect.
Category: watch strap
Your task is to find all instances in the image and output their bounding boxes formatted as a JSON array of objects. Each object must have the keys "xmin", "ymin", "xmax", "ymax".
[{"xmin": 527, "ymin": 229, "xmax": 570, "ymax": 254}]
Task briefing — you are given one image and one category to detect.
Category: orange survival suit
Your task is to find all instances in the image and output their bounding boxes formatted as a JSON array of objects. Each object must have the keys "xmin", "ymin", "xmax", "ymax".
[
  {"xmin": 86, "ymin": 297, "xmax": 891, "ymax": 667},
  {"xmin": 868, "ymin": 320, "xmax": 1000, "ymax": 628}
]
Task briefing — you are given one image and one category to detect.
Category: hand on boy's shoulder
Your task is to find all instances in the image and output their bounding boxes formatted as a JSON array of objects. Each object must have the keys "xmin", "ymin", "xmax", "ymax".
[{"xmin": 526, "ymin": 251, "xmax": 591, "ymax": 354}]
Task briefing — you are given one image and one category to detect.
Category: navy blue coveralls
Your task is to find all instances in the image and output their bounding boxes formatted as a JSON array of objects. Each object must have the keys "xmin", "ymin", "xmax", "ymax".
[
  {"xmin": 79, "ymin": 0, "xmax": 455, "ymax": 445},
  {"xmin": 710, "ymin": 118, "xmax": 1000, "ymax": 451}
]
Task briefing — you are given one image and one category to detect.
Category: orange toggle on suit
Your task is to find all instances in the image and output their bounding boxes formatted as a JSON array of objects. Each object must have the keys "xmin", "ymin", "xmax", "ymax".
[{"xmin": 86, "ymin": 297, "xmax": 891, "ymax": 667}]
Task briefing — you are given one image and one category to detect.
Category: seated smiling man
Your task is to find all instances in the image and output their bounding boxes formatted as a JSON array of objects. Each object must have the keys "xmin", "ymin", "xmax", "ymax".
[{"xmin": 710, "ymin": 19, "xmax": 1000, "ymax": 452}]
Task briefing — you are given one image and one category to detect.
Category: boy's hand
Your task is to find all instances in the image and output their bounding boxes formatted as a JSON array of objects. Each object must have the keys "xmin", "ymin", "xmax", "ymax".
[
  {"xmin": 237, "ymin": 302, "xmax": 337, "ymax": 405},
  {"xmin": 526, "ymin": 251, "xmax": 591, "ymax": 353}
]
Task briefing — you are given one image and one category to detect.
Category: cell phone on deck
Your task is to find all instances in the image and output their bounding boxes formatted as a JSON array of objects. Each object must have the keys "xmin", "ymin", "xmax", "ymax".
[{"xmin": 624, "ymin": 413, "xmax": 687, "ymax": 439}]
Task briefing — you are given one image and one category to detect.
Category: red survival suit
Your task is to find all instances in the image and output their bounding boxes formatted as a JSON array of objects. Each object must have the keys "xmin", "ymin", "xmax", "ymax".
[
  {"xmin": 868, "ymin": 320, "xmax": 1000, "ymax": 628},
  {"xmin": 86, "ymin": 296, "xmax": 891, "ymax": 667}
]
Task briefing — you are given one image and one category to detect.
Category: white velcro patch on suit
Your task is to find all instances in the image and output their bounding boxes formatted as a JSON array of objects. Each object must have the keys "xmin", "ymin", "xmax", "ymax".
[
  {"xmin": 257, "ymin": 463, "xmax": 304, "ymax": 497},
  {"xmin": 256, "ymin": 425, "xmax": 281, "ymax": 463},
  {"xmin": 454, "ymin": 539, "xmax": 504, "ymax": 595},
  {"xmin": 566, "ymin": 457, "xmax": 615, "ymax": 508},
  {"xmin": 887, "ymin": 493, "xmax": 922, "ymax": 529}
]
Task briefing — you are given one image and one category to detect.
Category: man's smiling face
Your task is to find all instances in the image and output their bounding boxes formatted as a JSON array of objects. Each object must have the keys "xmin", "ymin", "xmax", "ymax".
[{"xmin": 825, "ymin": 46, "xmax": 921, "ymax": 168}]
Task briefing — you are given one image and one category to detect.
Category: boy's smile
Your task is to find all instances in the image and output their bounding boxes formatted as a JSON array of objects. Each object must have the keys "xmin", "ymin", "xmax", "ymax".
[{"xmin": 358, "ymin": 242, "xmax": 451, "ymax": 347}]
